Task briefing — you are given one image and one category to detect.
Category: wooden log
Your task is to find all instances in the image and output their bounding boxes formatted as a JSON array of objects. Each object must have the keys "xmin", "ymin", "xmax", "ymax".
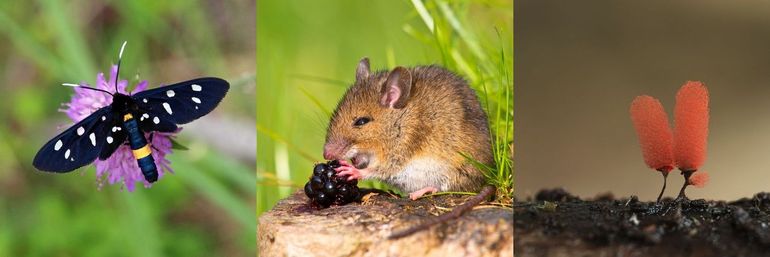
[{"xmin": 258, "ymin": 190, "xmax": 513, "ymax": 257}]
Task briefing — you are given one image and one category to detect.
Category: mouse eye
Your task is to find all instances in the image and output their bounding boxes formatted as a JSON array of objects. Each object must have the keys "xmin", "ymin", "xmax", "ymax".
[{"xmin": 353, "ymin": 117, "xmax": 372, "ymax": 127}]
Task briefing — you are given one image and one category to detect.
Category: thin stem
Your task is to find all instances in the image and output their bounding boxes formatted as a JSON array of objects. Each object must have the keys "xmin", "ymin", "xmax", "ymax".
[
  {"xmin": 656, "ymin": 171, "xmax": 668, "ymax": 203},
  {"xmin": 676, "ymin": 169, "xmax": 696, "ymax": 200}
]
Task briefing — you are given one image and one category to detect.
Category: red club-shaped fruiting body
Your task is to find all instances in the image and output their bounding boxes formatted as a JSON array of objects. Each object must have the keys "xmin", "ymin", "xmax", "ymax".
[
  {"xmin": 688, "ymin": 172, "xmax": 709, "ymax": 188},
  {"xmin": 630, "ymin": 95, "xmax": 675, "ymax": 173},
  {"xmin": 674, "ymin": 81, "xmax": 709, "ymax": 171}
]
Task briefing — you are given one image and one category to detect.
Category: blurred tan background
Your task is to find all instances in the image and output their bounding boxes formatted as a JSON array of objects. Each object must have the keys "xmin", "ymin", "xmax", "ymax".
[{"xmin": 516, "ymin": 1, "xmax": 770, "ymax": 201}]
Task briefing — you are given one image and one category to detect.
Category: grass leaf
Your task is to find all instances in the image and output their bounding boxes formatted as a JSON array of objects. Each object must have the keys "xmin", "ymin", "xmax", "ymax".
[
  {"xmin": 299, "ymin": 87, "xmax": 331, "ymax": 118},
  {"xmin": 170, "ymin": 138, "xmax": 190, "ymax": 150},
  {"xmin": 172, "ymin": 155, "xmax": 256, "ymax": 232},
  {"xmin": 40, "ymin": 0, "xmax": 95, "ymax": 79}
]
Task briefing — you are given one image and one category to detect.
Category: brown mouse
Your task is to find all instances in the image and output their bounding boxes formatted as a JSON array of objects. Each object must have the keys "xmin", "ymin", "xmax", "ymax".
[{"xmin": 323, "ymin": 57, "xmax": 494, "ymax": 201}]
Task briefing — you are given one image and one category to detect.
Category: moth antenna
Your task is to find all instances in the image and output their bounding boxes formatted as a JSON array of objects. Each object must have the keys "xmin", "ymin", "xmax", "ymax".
[
  {"xmin": 119, "ymin": 41, "xmax": 127, "ymax": 59},
  {"xmin": 62, "ymin": 83, "xmax": 113, "ymax": 96},
  {"xmin": 115, "ymin": 41, "xmax": 127, "ymax": 93}
]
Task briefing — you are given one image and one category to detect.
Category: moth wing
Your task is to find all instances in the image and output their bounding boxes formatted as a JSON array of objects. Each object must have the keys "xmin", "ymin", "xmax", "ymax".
[
  {"xmin": 132, "ymin": 77, "xmax": 229, "ymax": 127},
  {"xmin": 132, "ymin": 110, "xmax": 178, "ymax": 133},
  {"xmin": 97, "ymin": 113, "xmax": 129, "ymax": 160},
  {"xmin": 33, "ymin": 107, "xmax": 113, "ymax": 172}
]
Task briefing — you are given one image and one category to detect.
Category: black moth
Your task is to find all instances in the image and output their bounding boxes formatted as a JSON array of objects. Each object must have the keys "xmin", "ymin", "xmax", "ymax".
[{"xmin": 33, "ymin": 42, "xmax": 229, "ymax": 183}]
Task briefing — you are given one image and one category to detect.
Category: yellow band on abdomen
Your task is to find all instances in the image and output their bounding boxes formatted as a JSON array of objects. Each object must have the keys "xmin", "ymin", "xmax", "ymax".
[
  {"xmin": 132, "ymin": 145, "xmax": 152, "ymax": 159},
  {"xmin": 123, "ymin": 113, "xmax": 134, "ymax": 121}
]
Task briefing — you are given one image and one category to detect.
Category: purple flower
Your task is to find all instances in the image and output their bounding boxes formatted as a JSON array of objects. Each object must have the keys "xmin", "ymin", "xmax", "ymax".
[{"xmin": 62, "ymin": 65, "xmax": 176, "ymax": 191}]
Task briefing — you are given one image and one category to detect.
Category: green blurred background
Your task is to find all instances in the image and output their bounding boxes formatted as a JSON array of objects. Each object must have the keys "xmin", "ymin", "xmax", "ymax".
[
  {"xmin": 0, "ymin": 1, "xmax": 255, "ymax": 256},
  {"xmin": 257, "ymin": 0, "xmax": 512, "ymax": 218}
]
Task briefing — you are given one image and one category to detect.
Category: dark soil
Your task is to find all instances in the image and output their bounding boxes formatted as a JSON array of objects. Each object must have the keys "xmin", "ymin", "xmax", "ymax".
[{"xmin": 515, "ymin": 188, "xmax": 770, "ymax": 257}]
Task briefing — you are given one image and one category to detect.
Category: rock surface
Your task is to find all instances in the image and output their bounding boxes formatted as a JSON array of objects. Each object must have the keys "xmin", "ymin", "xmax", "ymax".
[{"xmin": 258, "ymin": 190, "xmax": 513, "ymax": 257}]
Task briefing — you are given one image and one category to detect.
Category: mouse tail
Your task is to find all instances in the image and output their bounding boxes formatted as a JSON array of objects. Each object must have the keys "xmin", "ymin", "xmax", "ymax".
[{"xmin": 387, "ymin": 185, "xmax": 496, "ymax": 239}]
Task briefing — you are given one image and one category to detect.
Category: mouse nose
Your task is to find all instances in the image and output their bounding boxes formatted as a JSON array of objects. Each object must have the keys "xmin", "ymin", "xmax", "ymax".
[
  {"xmin": 323, "ymin": 141, "xmax": 348, "ymax": 160},
  {"xmin": 323, "ymin": 144, "xmax": 338, "ymax": 160}
]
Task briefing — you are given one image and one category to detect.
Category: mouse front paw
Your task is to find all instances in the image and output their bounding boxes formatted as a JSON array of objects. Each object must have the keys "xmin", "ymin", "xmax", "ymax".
[
  {"xmin": 334, "ymin": 160, "xmax": 364, "ymax": 181},
  {"xmin": 409, "ymin": 186, "xmax": 439, "ymax": 200}
]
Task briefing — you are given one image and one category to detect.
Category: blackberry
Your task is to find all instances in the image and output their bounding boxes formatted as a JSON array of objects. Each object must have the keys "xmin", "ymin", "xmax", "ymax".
[
  {"xmin": 328, "ymin": 160, "xmax": 341, "ymax": 168},
  {"xmin": 304, "ymin": 160, "xmax": 360, "ymax": 208}
]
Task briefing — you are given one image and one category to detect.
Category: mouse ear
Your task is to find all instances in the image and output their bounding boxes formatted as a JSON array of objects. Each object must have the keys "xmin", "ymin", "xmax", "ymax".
[
  {"xmin": 380, "ymin": 67, "xmax": 412, "ymax": 109},
  {"xmin": 356, "ymin": 57, "xmax": 370, "ymax": 81}
]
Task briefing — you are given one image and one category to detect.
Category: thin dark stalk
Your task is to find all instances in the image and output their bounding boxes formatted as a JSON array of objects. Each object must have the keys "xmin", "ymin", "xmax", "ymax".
[
  {"xmin": 676, "ymin": 169, "xmax": 696, "ymax": 200},
  {"xmin": 656, "ymin": 171, "xmax": 668, "ymax": 203}
]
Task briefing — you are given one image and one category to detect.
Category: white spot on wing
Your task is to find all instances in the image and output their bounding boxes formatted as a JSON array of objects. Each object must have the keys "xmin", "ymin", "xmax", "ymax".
[
  {"xmin": 191, "ymin": 97, "xmax": 201, "ymax": 104},
  {"xmin": 191, "ymin": 84, "xmax": 202, "ymax": 91},
  {"xmin": 77, "ymin": 127, "xmax": 85, "ymax": 136},
  {"xmin": 166, "ymin": 90, "xmax": 175, "ymax": 97},
  {"xmin": 153, "ymin": 117, "xmax": 160, "ymax": 124},
  {"xmin": 101, "ymin": 116, "xmax": 106, "ymax": 121},
  {"xmin": 89, "ymin": 133, "xmax": 96, "ymax": 146},
  {"xmin": 143, "ymin": 98, "xmax": 148, "ymax": 103},
  {"xmin": 141, "ymin": 113, "xmax": 149, "ymax": 121},
  {"xmin": 107, "ymin": 136, "xmax": 114, "ymax": 144},
  {"xmin": 162, "ymin": 102, "xmax": 173, "ymax": 115},
  {"xmin": 64, "ymin": 149, "xmax": 71, "ymax": 159},
  {"xmin": 54, "ymin": 140, "xmax": 63, "ymax": 151}
]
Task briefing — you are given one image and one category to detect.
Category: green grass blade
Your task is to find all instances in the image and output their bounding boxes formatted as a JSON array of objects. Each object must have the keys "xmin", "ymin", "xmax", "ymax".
[
  {"xmin": 0, "ymin": 10, "xmax": 63, "ymax": 76},
  {"xmin": 299, "ymin": 87, "xmax": 331, "ymax": 118},
  {"xmin": 402, "ymin": 24, "xmax": 434, "ymax": 45},
  {"xmin": 172, "ymin": 155, "xmax": 256, "ymax": 231},
  {"xmin": 410, "ymin": 0, "xmax": 435, "ymax": 33},
  {"xmin": 198, "ymin": 152, "xmax": 257, "ymax": 194},
  {"xmin": 256, "ymin": 124, "xmax": 317, "ymax": 162},
  {"xmin": 437, "ymin": 1, "xmax": 488, "ymax": 64},
  {"xmin": 290, "ymin": 74, "xmax": 350, "ymax": 87},
  {"xmin": 121, "ymin": 192, "xmax": 163, "ymax": 257},
  {"xmin": 40, "ymin": 0, "xmax": 95, "ymax": 79}
]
